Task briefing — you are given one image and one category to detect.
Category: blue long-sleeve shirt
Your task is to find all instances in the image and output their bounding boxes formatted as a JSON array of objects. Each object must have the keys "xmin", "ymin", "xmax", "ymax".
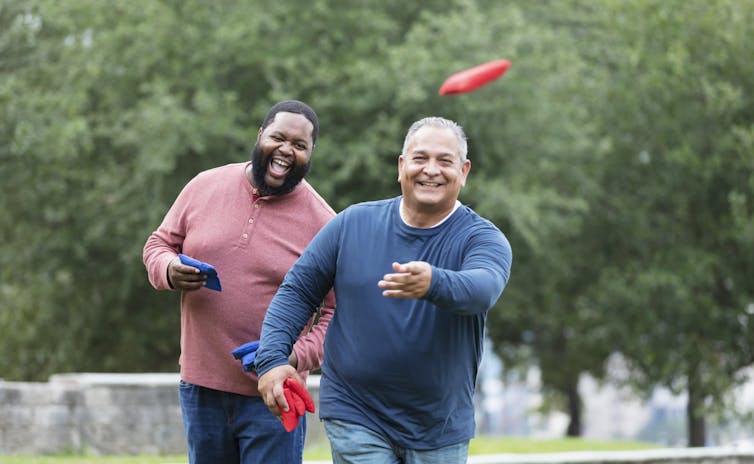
[{"xmin": 256, "ymin": 196, "xmax": 512, "ymax": 449}]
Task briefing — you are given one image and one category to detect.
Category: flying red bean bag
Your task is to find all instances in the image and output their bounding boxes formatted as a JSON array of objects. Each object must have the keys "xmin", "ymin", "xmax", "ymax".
[{"xmin": 438, "ymin": 59, "xmax": 511, "ymax": 95}]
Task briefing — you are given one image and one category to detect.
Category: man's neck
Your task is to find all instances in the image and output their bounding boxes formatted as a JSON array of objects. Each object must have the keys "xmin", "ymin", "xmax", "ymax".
[{"xmin": 400, "ymin": 199, "xmax": 460, "ymax": 228}]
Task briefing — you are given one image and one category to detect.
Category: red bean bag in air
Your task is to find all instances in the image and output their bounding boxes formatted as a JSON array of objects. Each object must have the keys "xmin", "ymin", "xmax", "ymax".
[{"xmin": 438, "ymin": 59, "xmax": 511, "ymax": 95}]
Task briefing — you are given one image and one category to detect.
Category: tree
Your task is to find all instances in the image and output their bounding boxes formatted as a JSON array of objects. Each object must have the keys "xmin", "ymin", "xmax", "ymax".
[
  {"xmin": 0, "ymin": 0, "xmax": 270, "ymax": 378},
  {"xmin": 577, "ymin": 0, "xmax": 754, "ymax": 446},
  {"xmin": 453, "ymin": 1, "xmax": 615, "ymax": 436},
  {"xmin": 0, "ymin": 0, "xmax": 612, "ymax": 436},
  {"xmin": 3, "ymin": 0, "xmax": 752, "ymax": 449},
  {"xmin": 0, "ymin": 0, "xmax": 471, "ymax": 379}
]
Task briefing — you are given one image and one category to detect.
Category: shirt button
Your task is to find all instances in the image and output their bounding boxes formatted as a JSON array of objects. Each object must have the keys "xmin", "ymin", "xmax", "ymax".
[
  {"xmin": 254, "ymin": 204, "xmax": 260, "ymax": 209},
  {"xmin": 248, "ymin": 218, "xmax": 254, "ymax": 224},
  {"xmin": 242, "ymin": 233, "xmax": 248, "ymax": 239}
]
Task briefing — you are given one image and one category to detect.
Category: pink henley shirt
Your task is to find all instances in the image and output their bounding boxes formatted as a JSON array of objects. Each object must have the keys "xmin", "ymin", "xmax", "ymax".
[{"xmin": 143, "ymin": 162, "xmax": 336, "ymax": 396}]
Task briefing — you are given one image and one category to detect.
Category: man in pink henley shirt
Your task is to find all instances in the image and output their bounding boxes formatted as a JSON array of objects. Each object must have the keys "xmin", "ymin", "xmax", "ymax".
[{"xmin": 143, "ymin": 100, "xmax": 335, "ymax": 464}]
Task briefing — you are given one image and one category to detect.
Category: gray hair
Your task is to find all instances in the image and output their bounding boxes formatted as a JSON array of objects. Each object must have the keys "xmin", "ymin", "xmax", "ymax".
[{"xmin": 401, "ymin": 117, "xmax": 468, "ymax": 161}]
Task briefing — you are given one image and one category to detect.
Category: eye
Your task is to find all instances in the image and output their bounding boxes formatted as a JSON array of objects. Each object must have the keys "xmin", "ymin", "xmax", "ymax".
[
  {"xmin": 270, "ymin": 135, "xmax": 283, "ymax": 142},
  {"xmin": 295, "ymin": 142, "xmax": 307, "ymax": 150}
]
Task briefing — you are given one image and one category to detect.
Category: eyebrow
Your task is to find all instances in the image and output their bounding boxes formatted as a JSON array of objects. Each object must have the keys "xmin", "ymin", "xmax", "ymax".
[
  {"xmin": 411, "ymin": 149, "xmax": 457, "ymax": 158},
  {"xmin": 270, "ymin": 131, "xmax": 310, "ymax": 146}
]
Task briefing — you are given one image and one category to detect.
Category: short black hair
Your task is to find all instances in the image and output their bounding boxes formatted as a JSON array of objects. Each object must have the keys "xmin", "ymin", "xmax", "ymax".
[{"xmin": 261, "ymin": 100, "xmax": 319, "ymax": 144}]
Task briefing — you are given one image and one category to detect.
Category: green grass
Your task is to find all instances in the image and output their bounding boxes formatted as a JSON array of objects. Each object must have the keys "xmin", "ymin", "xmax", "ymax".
[
  {"xmin": 0, "ymin": 437, "xmax": 659, "ymax": 463},
  {"xmin": 468, "ymin": 436, "xmax": 659, "ymax": 454},
  {"xmin": 302, "ymin": 436, "xmax": 658, "ymax": 461}
]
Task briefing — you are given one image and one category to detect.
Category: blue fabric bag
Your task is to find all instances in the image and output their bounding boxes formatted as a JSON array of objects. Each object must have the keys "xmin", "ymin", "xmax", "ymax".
[
  {"xmin": 178, "ymin": 254, "xmax": 222, "ymax": 291},
  {"xmin": 231, "ymin": 340, "xmax": 260, "ymax": 372}
]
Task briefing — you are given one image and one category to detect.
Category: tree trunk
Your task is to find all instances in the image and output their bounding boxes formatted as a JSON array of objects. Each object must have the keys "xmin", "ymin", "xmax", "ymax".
[
  {"xmin": 687, "ymin": 367, "xmax": 706, "ymax": 446},
  {"xmin": 566, "ymin": 378, "xmax": 582, "ymax": 436}
]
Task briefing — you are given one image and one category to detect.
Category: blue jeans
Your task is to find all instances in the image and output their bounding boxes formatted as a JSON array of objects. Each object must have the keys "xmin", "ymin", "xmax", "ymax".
[
  {"xmin": 178, "ymin": 380, "xmax": 306, "ymax": 464},
  {"xmin": 323, "ymin": 418, "xmax": 469, "ymax": 464}
]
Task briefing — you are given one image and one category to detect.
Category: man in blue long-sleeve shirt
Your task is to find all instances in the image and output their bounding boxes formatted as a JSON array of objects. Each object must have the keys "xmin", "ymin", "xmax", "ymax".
[{"xmin": 255, "ymin": 116, "xmax": 512, "ymax": 463}]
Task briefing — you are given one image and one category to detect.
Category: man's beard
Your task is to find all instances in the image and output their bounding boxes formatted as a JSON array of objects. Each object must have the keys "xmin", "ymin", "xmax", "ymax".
[{"xmin": 250, "ymin": 143, "xmax": 311, "ymax": 196}]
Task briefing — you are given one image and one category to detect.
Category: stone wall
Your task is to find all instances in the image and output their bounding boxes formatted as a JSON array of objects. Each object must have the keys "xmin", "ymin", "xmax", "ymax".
[{"xmin": 0, "ymin": 373, "xmax": 325, "ymax": 455}]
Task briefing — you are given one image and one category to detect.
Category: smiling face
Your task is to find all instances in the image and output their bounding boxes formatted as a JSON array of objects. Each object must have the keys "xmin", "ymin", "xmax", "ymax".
[
  {"xmin": 398, "ymin": 125, "xmax": 471, "ymax": 225},
  {"xmin": 250, "ymin": 111, "xmax": 314, "ymax": 196}
]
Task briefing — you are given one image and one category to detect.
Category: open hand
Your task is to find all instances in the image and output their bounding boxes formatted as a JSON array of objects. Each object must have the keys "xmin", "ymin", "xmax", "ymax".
[{"xmin": 378, "ymin": 261, "xmax": 432, "ymax": 299}]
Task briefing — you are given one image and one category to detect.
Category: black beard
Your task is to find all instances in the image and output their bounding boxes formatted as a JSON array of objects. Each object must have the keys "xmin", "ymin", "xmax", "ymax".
[{"xmin": 250, "ymin": 143, "xmax": 311, "ymax": 196}]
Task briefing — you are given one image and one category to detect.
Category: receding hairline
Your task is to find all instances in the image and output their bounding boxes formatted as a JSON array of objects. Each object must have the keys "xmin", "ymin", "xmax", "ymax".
[{"xmin": 401, "ymin": 117, "xmax": 468, "ymax": 161}]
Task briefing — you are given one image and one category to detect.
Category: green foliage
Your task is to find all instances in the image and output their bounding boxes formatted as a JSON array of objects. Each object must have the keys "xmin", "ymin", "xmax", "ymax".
[
  {"xmin": 1, "ymin": 0, "xmax": 753, "ymax": 447},
  {"xmin": 0, "ymin": 0, "xmax": 250, "ymax": 379},
  {"xmin": 579, "ymin": 0, "xmax": 754, "ymax": 413}
]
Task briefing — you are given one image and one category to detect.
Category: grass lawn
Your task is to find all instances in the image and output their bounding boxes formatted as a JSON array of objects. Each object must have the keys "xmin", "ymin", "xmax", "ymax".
[
  {"xmin": 0, "ymin": 437, "xmax": 659, "ymax": 463},
  {"xmin": 468, "ymin": 436, "xmax": 658, "ymax": 454}
]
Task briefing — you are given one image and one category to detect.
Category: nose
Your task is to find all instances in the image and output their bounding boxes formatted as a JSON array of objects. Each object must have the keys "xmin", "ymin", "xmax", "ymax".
[
  {"xmin": 423, "ymin": 159, "xmax": 440, "ymax": 176},
  {"xmin": 277, "ymin": 141, "xmax": 295, "ymax": 156}
]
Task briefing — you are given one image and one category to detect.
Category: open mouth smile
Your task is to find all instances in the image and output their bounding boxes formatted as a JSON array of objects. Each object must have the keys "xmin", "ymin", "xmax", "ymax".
[{"xmin": 268, "ymin": 157, "xmax": 292, "ymax": 176}]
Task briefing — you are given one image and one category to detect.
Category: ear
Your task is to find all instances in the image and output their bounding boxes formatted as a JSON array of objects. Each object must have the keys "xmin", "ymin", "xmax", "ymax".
[
  {"xmin": 459, "ymin": 159, "xmax": 471, "ymax": 187},
  {"xmin": 397, "ymin": 154, "xmax": 404, "ymax": 182},
  {"xmin": 257, "ymin": 126, "xmax": 263, "ymax": 140}
]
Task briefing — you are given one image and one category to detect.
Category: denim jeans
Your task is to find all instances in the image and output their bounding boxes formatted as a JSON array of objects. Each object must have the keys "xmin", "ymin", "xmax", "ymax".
[
  {"xmin": 178, "ymin": 380, "xmax": 306, "ymax": 464},
  {"xmin": 323, "ymin": 418, "xmax": 469, "ymax": 464}
]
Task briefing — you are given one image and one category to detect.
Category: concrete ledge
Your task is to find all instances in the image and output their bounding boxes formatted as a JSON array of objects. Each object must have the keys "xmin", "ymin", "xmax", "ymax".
[
  {"xmin": 465, "ymin": 448, "xmax": 754, "ymax": 464},
  {"xmin": 49, "ymin": 373, "xmax": 181, "ymax": 386}
]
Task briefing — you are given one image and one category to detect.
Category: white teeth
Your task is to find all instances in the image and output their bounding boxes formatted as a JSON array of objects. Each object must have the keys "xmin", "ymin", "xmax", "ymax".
[
  {"xmin": 272, "ymin": 159, "xmax": 290, "ymax": 168},
  {"xmin": 420, "ymin": 182, "xmax": 439, "ymax": 187}
]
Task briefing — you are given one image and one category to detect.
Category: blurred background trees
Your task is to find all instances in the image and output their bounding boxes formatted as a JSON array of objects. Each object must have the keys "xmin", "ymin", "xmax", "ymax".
[{"xmin": 1, "ymin": 0, "xmax": 752, "ymax": 447}]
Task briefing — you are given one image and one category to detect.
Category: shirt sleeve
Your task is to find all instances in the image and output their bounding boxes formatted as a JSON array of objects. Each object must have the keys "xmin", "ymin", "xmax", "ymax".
[
  {"xmin": 291, "ymin": 287, "xmax": 335, "ymax": 372},
  {"xmin": 142, "ymin": 180, "xmax": 194, "ymax": 290},
  {"xmin": 255, "ymin": 214, "xmax": 341, "ymax": 376},
  {"xmin": 425, "ymin": 223, "xmax": 512, "ymax": 315}
]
